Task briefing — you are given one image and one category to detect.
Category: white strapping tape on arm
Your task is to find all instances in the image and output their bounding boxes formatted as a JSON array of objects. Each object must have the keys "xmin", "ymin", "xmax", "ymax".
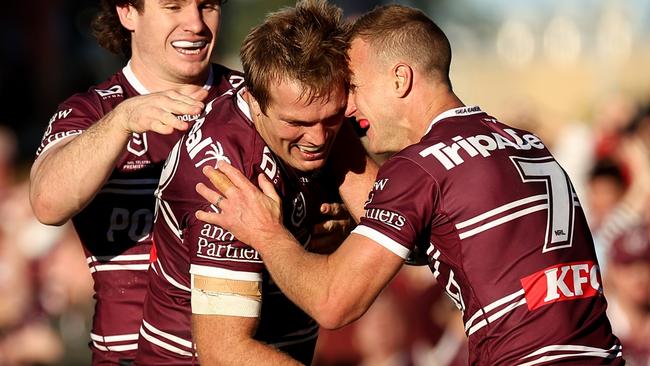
[{"xmin": 191, "ymin": 273, "xmax": 262, "ymax": 317}]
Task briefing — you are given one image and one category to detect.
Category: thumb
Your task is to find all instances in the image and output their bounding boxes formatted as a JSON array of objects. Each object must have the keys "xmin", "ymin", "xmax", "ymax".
[
  {"xmin": 190, "ymin": 88, "xmax": 210, "ymax": 102},
  {"xmin": 257, "ymin": 173, "xmax": 281, "ymax": 206}
]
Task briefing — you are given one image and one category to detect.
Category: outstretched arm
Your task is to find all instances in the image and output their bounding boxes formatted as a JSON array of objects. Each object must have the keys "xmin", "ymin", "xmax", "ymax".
[
  {"xmin": 30, "ymin": 90, "xmax": 206, "ymax": 225},
  {"xmin": 195, "ymin": 163, "xmax": 403, "ymax": 328}
]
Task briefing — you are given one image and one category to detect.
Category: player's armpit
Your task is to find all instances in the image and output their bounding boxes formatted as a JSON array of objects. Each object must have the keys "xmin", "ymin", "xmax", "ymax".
[{"xmin": 191, "ymin": 274, "xmax": 261, "ymax": 317}]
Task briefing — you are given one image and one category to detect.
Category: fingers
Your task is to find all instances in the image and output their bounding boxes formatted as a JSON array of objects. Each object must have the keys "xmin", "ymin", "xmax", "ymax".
[
  {"xmin": 257, "ymin": 173, "xmax": 281, "ymax": 206},
  {"xmin": 196, "ymin": 182, "xmax": 223, "ymax": 205},
  {"xmin": 195, "ymin": 209, "xmax": 222, "ymax": 225},
  {"xmin": 202, "ymin": 165, "xmax": 235, "ymax": 195},
  {"xmin": 320, "ymin": 202, "xmax": 348, "ymax": 219},
  {"xmin": 188, "ymin": 88, "xmax": 210, "ymax": 102},
  {"xmin": 216, "ymin": 161, "xmax": 256, "ymax": 193}
]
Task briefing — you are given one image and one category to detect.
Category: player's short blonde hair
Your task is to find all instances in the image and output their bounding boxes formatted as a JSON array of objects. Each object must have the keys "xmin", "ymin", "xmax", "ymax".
[
  {"xmin": 240, "ymin": 0, "xmax": 351, "ymax": 114},
  {"xmin": 351, "ymin": 4, "xmax": 452, "ymax": 84}
]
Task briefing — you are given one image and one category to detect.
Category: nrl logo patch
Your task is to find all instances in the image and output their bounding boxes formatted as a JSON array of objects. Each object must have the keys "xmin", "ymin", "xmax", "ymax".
[{"xmin": 128, "ymin": 132, "xmax": 148, "ymax": 156}]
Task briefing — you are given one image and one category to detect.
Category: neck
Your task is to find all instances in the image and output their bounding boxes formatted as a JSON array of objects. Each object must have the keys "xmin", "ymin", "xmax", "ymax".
[
  {"xmin": 128, "ymin": 56, "xmax": 210, "ymax": 94},
  {"xmin": 408, "ymin": 84, "xmax": 463, "ymax": 142}
]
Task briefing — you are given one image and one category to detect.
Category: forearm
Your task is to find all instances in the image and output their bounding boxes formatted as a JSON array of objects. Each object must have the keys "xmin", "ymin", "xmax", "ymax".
[
  {"xmin": 192, "ymin": 314, "xmax": 303, "ymax": 365},
  {"xmin": 328, "ymin": 122, "xmax": 378, "ymax": 222},
  {"xmin": 255, "ymin": 231, "xmax": 388, "ymax": 329},
  {"xmin": 338, "ymin": 153, "xmax": 377, "ymax": 222},
  {"xmin": 30, "ymin": 112, "xmax": 131, "ymax": 225}
]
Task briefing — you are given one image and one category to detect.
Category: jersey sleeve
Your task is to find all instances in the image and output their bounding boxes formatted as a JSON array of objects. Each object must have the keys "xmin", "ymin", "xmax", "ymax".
[
  {"xmin": 352, "ymin": 156, "xmax": 438, "ymax": 259},
  {"xmin": 157, "ymin": 99, "xmax": 266, "ymax": 280},
  {"xmin": 36, "ymin": 93, "xmax": 103, "ymax": 158}
]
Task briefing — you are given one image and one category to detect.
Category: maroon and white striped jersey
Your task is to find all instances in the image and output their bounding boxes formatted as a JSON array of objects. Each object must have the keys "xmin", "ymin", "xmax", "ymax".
[
  {"xmin": 136, "ymin": 88, "xmax": 327, "ymax": 365},
  {"xmin": 36, "ymin": 63, "xmax": 241, "ymax": 365},
  {"xmin": 352, "ymin": 106, "xmax": 624, "ymax": 365}
]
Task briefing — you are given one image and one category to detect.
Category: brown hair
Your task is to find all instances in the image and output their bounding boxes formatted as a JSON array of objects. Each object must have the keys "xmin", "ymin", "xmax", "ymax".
[
  {"xmin": 240, "ymin": 0, "xmax": 351, "ymax": 114},
  {"xmin": 91, "ymin": 0, "xmax": 143, "ymax": 58},
  {"xmin": 351, "ymin": 4, "xmax": 452, "ymax": 83}
]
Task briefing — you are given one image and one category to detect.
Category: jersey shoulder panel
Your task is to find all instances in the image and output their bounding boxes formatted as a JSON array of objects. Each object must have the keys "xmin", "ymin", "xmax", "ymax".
[
  {"xmin": 36, "ymin": 71, "xmax": 139, "ymax": 157},
  {"xmin": 356, "ymin": 155, "xmax": 438, "ymax": 257}
]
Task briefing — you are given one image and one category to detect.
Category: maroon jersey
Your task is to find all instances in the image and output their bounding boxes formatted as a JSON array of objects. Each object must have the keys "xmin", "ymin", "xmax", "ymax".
[
  {"xmin": 136, "ymin": 88, "xmax": 326, "ymax": 365},
  {"xmin": 352, "ymin": 106, "xmax": 623, "ymax": 365},
  {"xmin": 36, "ymin": 63, "xmax": 242, "ymax": 365}
]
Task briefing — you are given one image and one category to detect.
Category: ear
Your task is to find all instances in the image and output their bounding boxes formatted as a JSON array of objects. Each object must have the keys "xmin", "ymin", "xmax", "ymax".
[
  {"xmin": 116, "ymin": 3, "xmax": 138, "ymax": 31},
  {"xmin": 243, "ymin": 89, "xmax": 263, "ymax": 118},
  {"xmin": 392, "ymin": 64, "xmax": 413, "ymax": 98}
]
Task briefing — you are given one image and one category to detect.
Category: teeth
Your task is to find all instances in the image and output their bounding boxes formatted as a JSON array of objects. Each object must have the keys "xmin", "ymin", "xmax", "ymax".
[
  {"xmin": 298, "ymin": 145, "xmax": 322, "ymax": 153},
  {"xmin": 172, "ymin": 40, "xmax": 207, "ymax": 49}
]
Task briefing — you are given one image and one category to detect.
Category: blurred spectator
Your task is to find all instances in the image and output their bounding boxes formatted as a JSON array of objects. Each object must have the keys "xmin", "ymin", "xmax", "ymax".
[
  {"xmin": 314, "ymin": 266, "xmax": 467, "ymax": 366},
  {"xmin": 586, "ymin": 159, "xmax": 627, "ymax": 230},
  {"xmin": 0, "ymin": 125, "xmax": 94, "ymax": 365},
  {"xmin": 354, "ymin": 290, "xmax": 413, "ymax": 366},
  {"xmin": 605, "ymin": 224, "xmax": 650, "ymax": 365}
]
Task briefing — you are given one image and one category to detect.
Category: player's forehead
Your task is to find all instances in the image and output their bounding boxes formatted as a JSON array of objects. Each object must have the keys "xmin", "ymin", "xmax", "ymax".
[
  {"xmin": 154, "ymin": 0, "xmax": 222, "ymax": 6},
  {"xmin": 268, "ymin": 79, "xmax": 346, "ymax": 119},
  {"xmin": 348, "ymin": 38, "xmax": 373, "ymax": 80}
]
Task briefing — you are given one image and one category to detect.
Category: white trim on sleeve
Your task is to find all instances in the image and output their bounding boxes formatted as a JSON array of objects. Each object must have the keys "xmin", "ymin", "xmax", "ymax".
[
  {"xmin": 352, "ymin": 225, "xmax": 411, "ymax": 259},
  {"xmin": 189, "ymin": 264, "xmax": 262, "ymax": 281}
]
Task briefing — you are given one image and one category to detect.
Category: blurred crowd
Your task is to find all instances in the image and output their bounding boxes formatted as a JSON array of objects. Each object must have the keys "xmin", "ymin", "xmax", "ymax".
[{"xmin": 2, "ymin": 91, "xmax": 650, "ymax": 365}]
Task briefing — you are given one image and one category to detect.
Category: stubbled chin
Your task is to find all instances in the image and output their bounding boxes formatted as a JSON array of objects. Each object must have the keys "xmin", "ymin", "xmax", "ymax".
[{"xmin": 291, "ymin": 156, "xmax": 326, "ymax": 172}]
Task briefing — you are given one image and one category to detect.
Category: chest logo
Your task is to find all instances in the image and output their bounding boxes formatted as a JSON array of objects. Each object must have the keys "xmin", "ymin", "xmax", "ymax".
[{"xmin": 128, "ymin": 132, "xmax": 148, "ymax": 156}]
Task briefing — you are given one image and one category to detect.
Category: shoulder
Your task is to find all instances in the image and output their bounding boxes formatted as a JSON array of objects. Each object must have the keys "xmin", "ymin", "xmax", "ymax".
[
  {"xmin": 60, "ymin": 70, "xmax": 135, "ymax": 113},
  {"xmin": 210, "ymin": 63, "xmax": 245, "ymax": 92}
]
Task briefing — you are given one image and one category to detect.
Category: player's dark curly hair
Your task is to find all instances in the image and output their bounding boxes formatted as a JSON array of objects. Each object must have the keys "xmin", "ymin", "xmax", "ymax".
[{"xmin": 91, "ymin": 0, "xmax": 144, "ymax": 58}]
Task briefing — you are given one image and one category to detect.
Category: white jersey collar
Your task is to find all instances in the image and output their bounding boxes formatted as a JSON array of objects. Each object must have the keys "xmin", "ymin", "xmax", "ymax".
[
  {"xmin": 122, "ymin": 61, "xmax": 214, "ymax": 95},
  {"xmin": 424, "ymin": 105, "xmax": 482, "ymax": 136},
  {"xmin": 236, "ymin": 87, "xmax": 252, "ymax": 121}
]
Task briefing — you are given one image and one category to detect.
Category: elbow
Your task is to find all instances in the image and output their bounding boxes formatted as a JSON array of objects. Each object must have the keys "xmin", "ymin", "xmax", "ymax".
[
  {"xmin": 30, "ymin": 195, "xmax": 70, "ymax": 226},
  {"xmin": 312, "ymin": 299, "xmax": 366, "ymax": 330}
]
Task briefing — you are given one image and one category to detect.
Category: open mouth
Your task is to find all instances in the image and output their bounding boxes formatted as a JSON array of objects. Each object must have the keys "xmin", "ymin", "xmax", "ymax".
[
  {"xmin": 171, "ymin": 40, "xmax": 208, "ymax": 55},
  {"xmin": 294, "ymin": 144, "xmax": 328, "ymax": 160}
]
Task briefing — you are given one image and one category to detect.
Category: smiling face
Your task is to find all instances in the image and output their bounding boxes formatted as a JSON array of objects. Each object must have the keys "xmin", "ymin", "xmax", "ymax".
[
  {"xmin": 249, "ymin": 80, "xmax": 347, "ymax": 173},
  {"xmin": 120, "ymin": 0, "xmax": 222, "ymax": 84}
]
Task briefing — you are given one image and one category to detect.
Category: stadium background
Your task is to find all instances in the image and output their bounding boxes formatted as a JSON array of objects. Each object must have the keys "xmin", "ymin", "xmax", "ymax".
[{"xmin": 1, "ymin": 0, "xmax": 649, "ymax": 364}]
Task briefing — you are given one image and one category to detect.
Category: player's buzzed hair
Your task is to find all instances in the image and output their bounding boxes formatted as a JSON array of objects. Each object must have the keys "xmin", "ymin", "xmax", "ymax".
[
  {"xmin": 351, "ymin": 4, "xmax": 452, "ymax": 84},
  {"xmin": 240, "ymin": 0, "xmax": 351, "ymax": 114}
]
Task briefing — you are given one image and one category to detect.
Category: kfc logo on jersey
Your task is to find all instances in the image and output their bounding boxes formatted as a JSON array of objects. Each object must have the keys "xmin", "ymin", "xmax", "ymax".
[
  {"xmin": 95, "ymin": 85, "xmax": 123, "ymax": 99},
  {"xmin": 520, "ymin": 261, "xmax": 602, "ymax": 311},
  {"xmin": 128, "ymin": 132, "xmax": 148, "ymax": 156},
  {"xmin": 419, "ymin": 128, "xmax": 545, "ymax": 170},
  {"xmin": 364, "ymin": 208, "xmax": 406, "ymax": 230}
]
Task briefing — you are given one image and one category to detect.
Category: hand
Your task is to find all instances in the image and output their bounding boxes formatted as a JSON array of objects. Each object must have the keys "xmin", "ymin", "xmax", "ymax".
[
  {"xmin": 308, "ymin": 202, "xmax": 353, "ymax": 254},
  {"xmin": 114, "ymin": 88, "xmax": 208, "ymax": 135},
  {"xmin": 195, "ymin": 162, "xmax": 287, "ymax": 249}
]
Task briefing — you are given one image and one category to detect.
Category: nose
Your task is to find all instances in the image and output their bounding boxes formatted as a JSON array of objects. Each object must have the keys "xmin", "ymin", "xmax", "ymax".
[
  {"xmin": 305, "ymin": 123, "xmax": 331, "ymax": 147},
  {"xmin": 344, "ymin": 93, "xmax": 357, "ymax": 118},
  {"xmin": 183, "ymin": 4, "xmax": 205, "ymax": 34}
]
